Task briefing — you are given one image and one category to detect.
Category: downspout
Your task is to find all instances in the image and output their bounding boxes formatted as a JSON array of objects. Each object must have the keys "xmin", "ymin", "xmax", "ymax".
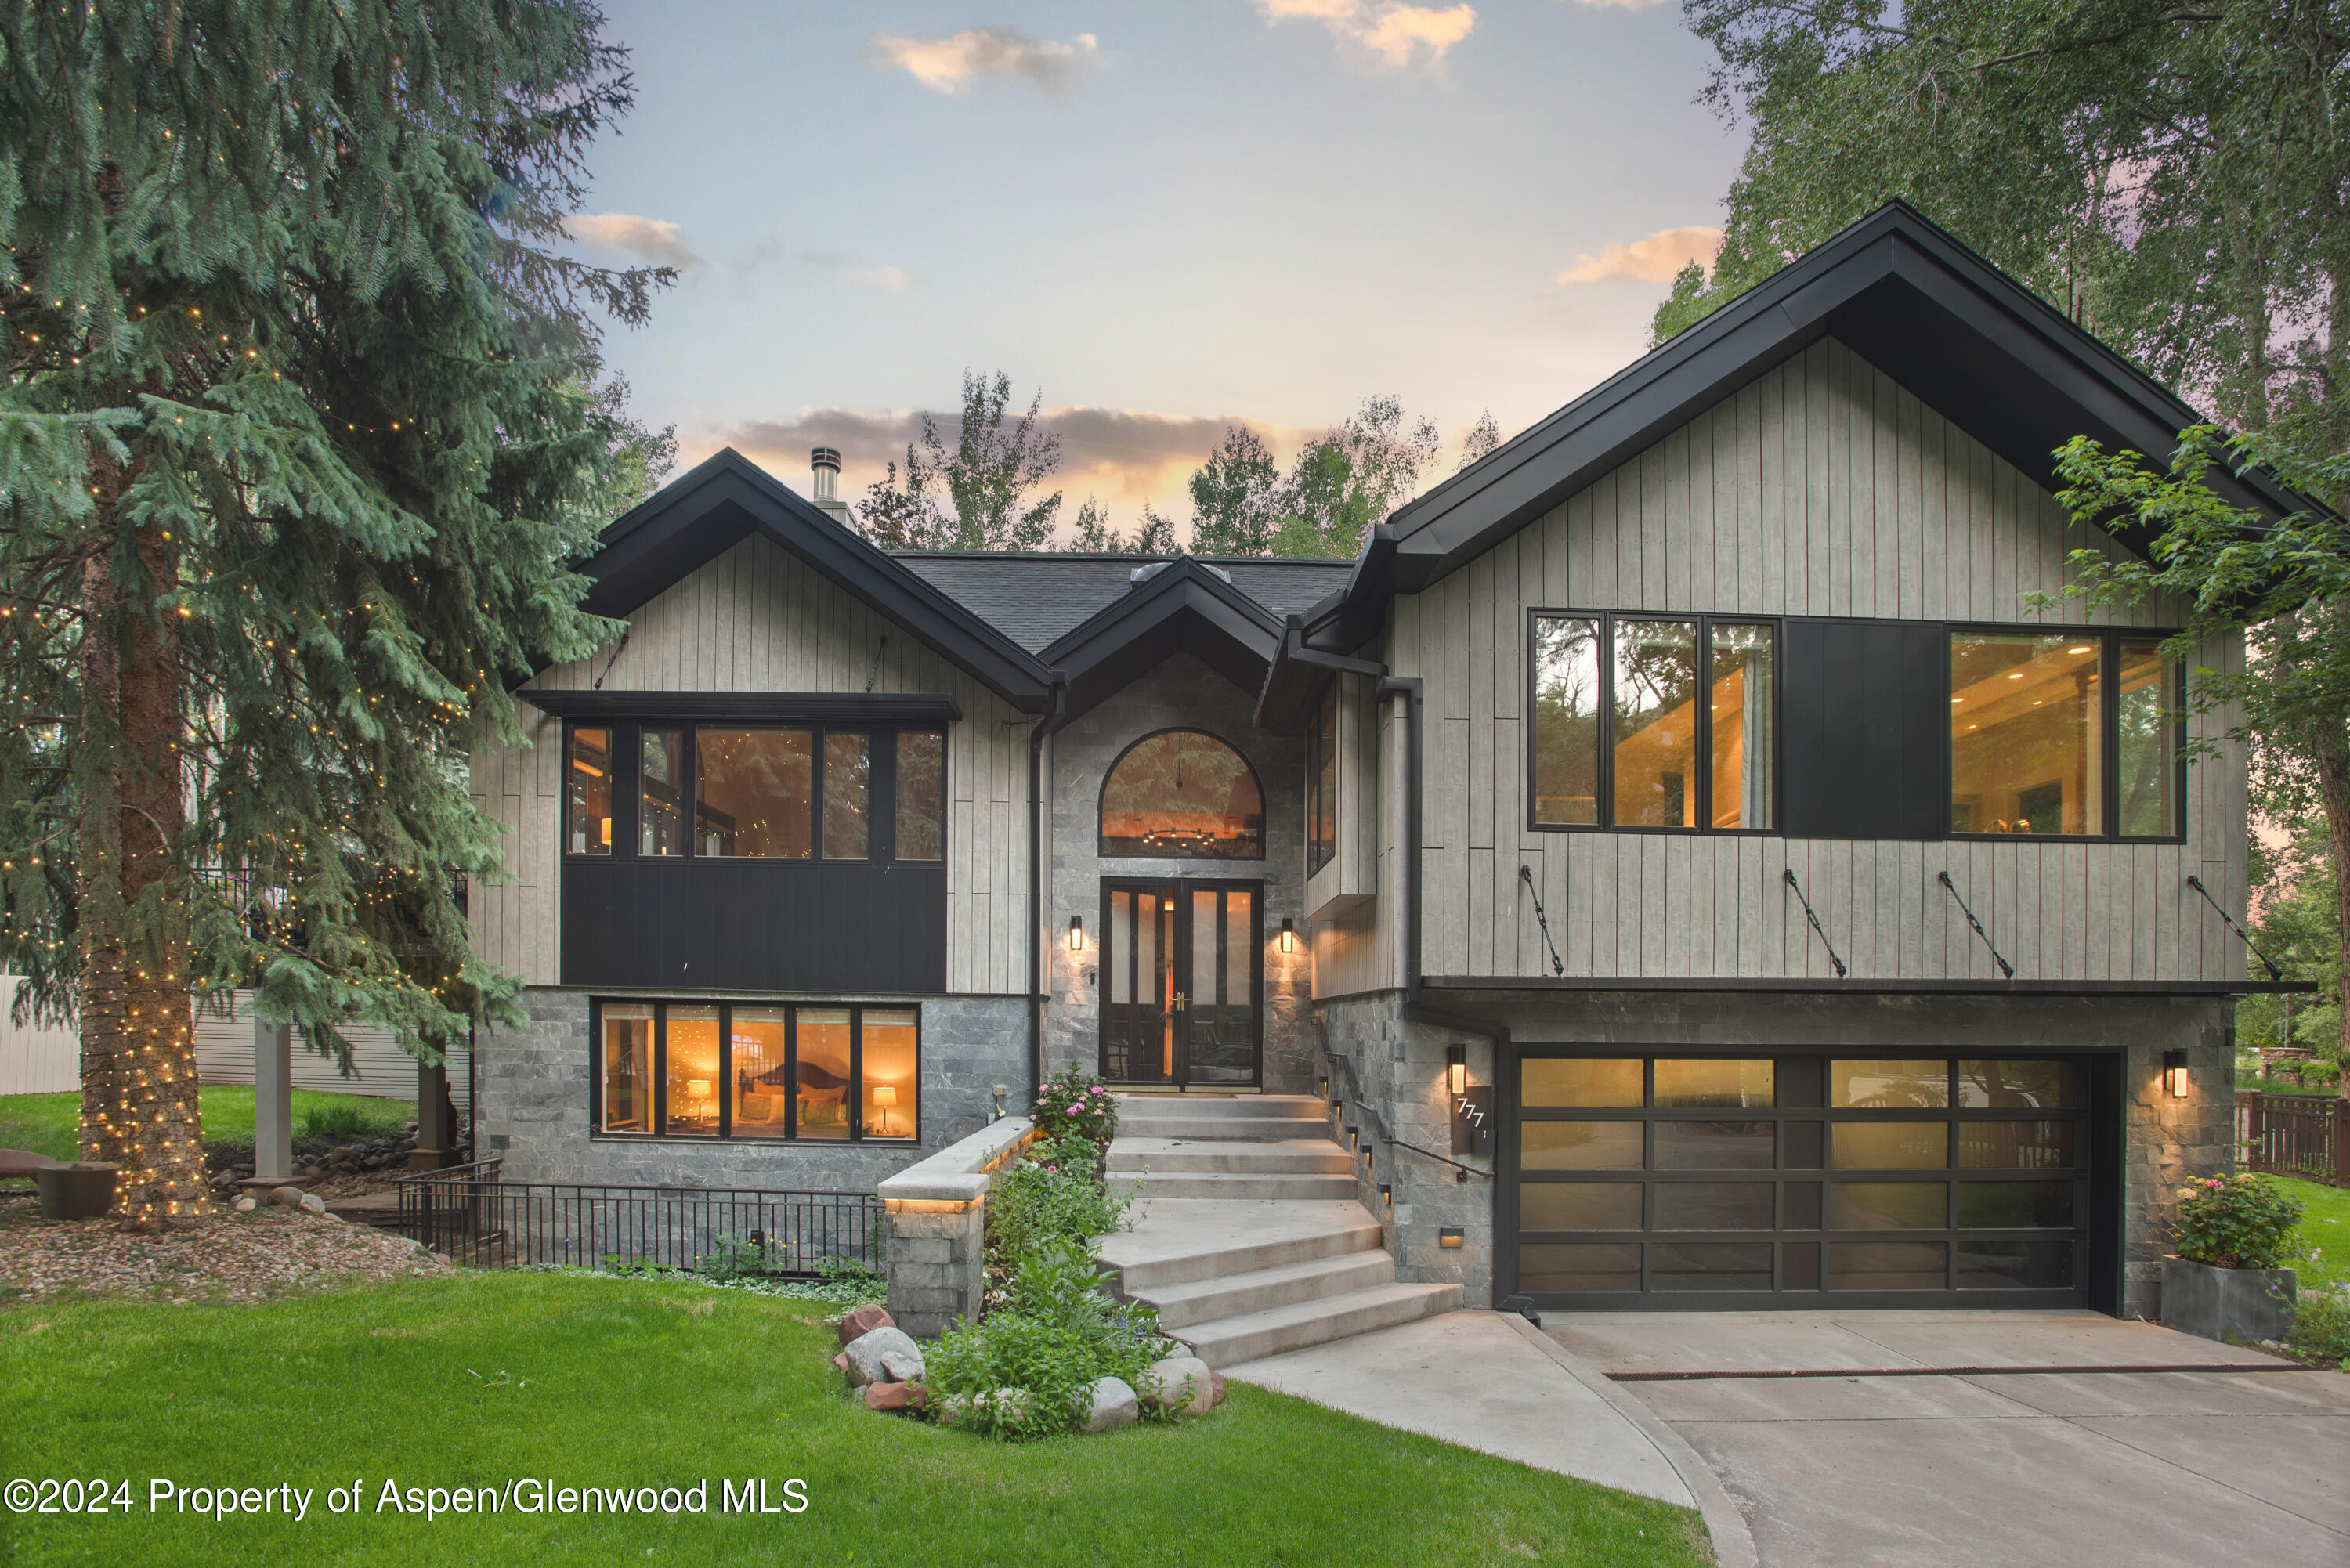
[{"xmin": 1027, "ymin": 677, "xmax": 1071, "ymax": 1110}]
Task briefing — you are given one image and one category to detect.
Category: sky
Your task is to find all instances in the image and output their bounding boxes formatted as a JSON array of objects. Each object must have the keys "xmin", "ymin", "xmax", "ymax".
[{"xmin": 570, "ymin": 1, "xmax": 1746, "ymax": 540}]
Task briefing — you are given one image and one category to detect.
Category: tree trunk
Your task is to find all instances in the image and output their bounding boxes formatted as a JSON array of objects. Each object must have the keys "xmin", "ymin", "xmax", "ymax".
[
  {"xmin": 2316, "ymin": 722, "xmax": 2350, "ymax": 1082},
  {"xmin": 75, "ymin": 513, "xmax": 204, "ymax": 1222}
]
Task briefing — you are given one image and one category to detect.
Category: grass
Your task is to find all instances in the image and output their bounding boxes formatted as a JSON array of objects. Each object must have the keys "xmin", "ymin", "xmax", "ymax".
[
  {"xmin": 0, "ymin": 1087, "xmax": 407, "ymax": 1163},
  {"xmin": 0, "ymin": 1274, "xmax": 1712, "ymax": 1568},
  {"xmin": 2280, "ymin": 1176, "xmax": 2350, "ymax": 1292}
]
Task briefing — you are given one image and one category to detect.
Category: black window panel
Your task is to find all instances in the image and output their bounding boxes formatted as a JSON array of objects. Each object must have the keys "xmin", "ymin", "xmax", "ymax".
[{"xmin": 1781, "ymin": 619, "xmax": 1945, "ymax": 840}]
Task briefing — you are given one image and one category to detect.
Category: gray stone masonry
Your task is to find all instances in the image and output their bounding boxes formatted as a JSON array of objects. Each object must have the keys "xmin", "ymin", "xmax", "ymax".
[
  {"xmin": 882, "ymin": 1201, "xmax": 986, "ymax": 1339},
  {"xmin": 1318, "ymin": 988, "xmax": 2233, "ymax": 1321},
  {"xmin": 476, "ymin": 988, "xmax": 1029, "ymax": 1192},
  {"xmin": 1043, "ymin": 650, "xmax": 1314, "ymax": 1093}
]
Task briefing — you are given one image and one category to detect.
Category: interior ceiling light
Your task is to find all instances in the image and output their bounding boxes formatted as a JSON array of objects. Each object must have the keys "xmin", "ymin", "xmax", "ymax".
[{"xmin": 2068, "ymin": 645, "xmax": 2093, "ymax": 655}]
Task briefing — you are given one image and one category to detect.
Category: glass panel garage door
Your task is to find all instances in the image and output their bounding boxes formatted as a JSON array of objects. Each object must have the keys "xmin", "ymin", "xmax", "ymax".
[{"xmin": 1508, "ymin": 1055, "xmax": 2095, "ymax": 1307}]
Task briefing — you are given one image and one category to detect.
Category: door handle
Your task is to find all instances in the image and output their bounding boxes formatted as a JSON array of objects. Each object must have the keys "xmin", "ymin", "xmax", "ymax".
[{"xmin": 1172, "ymin": 992, "xmax": 1187, "ymax": 1012}]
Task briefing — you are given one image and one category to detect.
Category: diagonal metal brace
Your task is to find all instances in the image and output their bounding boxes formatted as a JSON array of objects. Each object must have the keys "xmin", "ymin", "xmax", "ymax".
[
  {"xmin": 1518, "ymin": 865, "xmax": 1565, "ymax": 976},
  {"xmin": 2186, "ymin": 875, "xmax": 2284, "ymax": 981},
  {"xmin": 1938, "ymin": 871, "xmax": 2016, "ymax": 980},
  {"xmin": 1781, "ymin": 869, "xmax": 1848, "ymax": 978}
]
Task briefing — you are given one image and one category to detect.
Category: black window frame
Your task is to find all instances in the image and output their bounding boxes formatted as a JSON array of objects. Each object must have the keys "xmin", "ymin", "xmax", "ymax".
[
  {"xmin": 1525, "ymin": 609, "xmax": 1784, "ymax": 836},
  {"xmin": 1945, "ymin": 625, "xmax": 2187, "ymax": 846},
  {"xmin": 587, "ymin": 996, "xmax": 922, "ymax": 1144},
  {"xmin": 1307, "ymin": 679, "xmax": 1338, "ymax": 878},
  {"xmin": 1096, "ymin": 726, "xmax": 1268, "ymax": 862},
  {"xmin": 562, "ymin": 719, "xmax": 948, "ymax": 865}
]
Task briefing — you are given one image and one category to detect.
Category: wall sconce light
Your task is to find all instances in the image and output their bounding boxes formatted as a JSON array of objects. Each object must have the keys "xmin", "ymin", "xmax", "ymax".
[
  {"xmin": 1068, "ymin": 915, "xmax": 1083, "ymax": 952},
  {"xmin": 1378, "ymin": 1183, "xmax": 1392, "ymax": 1207},
  {"xmin": 1279, "ymin": 916, "xmax": 1297, "ymax": 953},
  {"xmin": 1446, "ymin": 1043, "xmax": 1467, "ymax": 1099},
  {"xmin": 2164, "ymin": 1049, "xmax": 2190, "ymax": 1098},
  {"xmin": 1445, "ymin": 1044, "xmax": 1492, "ymax": 1158},
  {"xmin": 1438, "ymin": 1227, "xmax": 1464, "ymax": 1249}
]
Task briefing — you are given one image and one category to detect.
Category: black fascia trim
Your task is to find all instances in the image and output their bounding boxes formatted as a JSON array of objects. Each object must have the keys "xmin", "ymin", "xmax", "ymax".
[
  {"xmin": 1423, "ymin": 977, "xmax": 2316, "ymax": 996},
  {"xmin": 577, "ymin": 449, "xmax": 1054, "ymax": 711},
  {"xmin": 520, "ymin": 690, "xmax": 962, "ymax": 724},
  {"xmin": 1374, "ymin": 201, "xmax": 2325, "ymax": 596},
  {"xmin": 1040, "ymin": 559, "xmax": 1285, "ymax": 720}
]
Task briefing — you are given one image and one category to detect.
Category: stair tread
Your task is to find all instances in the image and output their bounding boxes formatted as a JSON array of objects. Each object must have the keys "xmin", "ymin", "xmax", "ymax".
[
  {"xmin": 1175, "ymin": 1281, "xmax": 1460, "ymax": 1346},
  {"xmin": 1110, "ymin": 1137, "xmax": 1346, "ymax": 1154},
  {"xmin": 1130, "ymin": 1249, "xmax": 1393, "ymax": 1308}
]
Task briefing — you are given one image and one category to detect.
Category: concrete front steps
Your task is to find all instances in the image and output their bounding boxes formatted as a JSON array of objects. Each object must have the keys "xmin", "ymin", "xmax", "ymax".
[{"xmin": 1099, "ymin": 1094, "xmax": 1461, "ymax": 1370}]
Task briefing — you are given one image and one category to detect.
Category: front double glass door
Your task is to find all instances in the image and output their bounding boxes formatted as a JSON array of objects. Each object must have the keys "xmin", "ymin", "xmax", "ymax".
[{"xmin": 1098, "ymin": 880, "xmax": 1262, "ymax": 1088}]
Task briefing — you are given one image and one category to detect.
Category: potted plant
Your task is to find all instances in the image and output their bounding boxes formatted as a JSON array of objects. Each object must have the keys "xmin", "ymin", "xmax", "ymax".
[{"xmin": 2162, "ymin": 1173, "xmax": 2304, "ymax": 1345}]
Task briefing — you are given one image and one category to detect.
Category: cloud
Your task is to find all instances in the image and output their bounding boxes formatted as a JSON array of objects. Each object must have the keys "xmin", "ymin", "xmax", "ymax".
[
  {"xmin": 562, "ymin": 212, "xmax": 701, "ymax": 271},
  {"xmin": 868, "ymin": 27, "xmax": 1099, "ymax": 93},
  {"xmin": 696, "ymin": 406, "xmax": 1300, "ymax": 517},
  {"xmin": 1258, "ymin": 1, "xmax": 1476, "ymax": 69},
  {"xmin": 790, "ymin": 251, "xmax": 911, "ymax": 291},
  {"xmin": 1569, "ymin": 0, "xmax": 1676, "ymax": 9},
  {"xmin": 845, "ymin": 265, "xmax": 910, "ymax": 292},
  {"xmin": 1556, "ymin": 224, "xmax": 1723, "ymax": 284}
]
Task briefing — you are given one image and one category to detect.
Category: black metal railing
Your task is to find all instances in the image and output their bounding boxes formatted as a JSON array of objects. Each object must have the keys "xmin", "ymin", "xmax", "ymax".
[{"xmin": 392, "ymin": 1158, "xmax": 884, "ymax": 1274}]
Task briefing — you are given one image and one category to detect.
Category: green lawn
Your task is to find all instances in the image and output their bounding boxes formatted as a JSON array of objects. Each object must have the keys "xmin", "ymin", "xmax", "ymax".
[
  {"xmin": 0, "ymin": 1274, "xmax": 1711, "ymax": 1567},
  {"xmin": 2280, "ymin": 1176, "xmax": 2350, "ymax": 1292},
  {"xmin": 0, "ymin": 1087, "xmax": 406, "ymax": 1162}
]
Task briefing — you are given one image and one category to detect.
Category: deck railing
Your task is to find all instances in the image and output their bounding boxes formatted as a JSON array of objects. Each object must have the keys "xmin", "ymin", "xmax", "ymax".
[
  {"xmin": 391, "ymin": 1158, "xmax": 883, "ymax": 1274},
  {"xmin": 2236, "ymin": 1091, "xmax": 2350, "ymax": 1187}
]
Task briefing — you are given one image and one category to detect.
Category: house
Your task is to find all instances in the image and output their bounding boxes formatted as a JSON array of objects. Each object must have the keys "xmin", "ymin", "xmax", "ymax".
[{"xmin": 467, "ymin": 202, "xmax": 2309, "ymax": 1321}]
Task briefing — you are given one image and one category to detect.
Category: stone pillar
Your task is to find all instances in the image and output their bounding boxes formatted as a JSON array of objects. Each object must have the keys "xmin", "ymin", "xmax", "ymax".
[
  {"xmin": 251, "ymin": 1019, "xmax": 293, "ymax": 1182},
  {"xmin": 882, "ymin": 1198, "xmax": 988, "ymax": 1338},
  {"xmin": 409, "ymin": 1057, "xmax": 458, "ymax": 1172}
]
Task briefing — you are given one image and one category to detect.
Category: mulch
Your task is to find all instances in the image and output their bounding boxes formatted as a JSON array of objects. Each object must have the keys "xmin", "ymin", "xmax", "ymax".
[{"xmin": 0, "ymin": 1193, "xmax": 454, "ymax": 1306}]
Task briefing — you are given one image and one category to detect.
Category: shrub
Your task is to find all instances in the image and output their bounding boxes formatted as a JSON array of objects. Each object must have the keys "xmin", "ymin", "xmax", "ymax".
[
  {"xmin": 986, "ymin": 1134, "xmax": 1130, "ymax": 1273},
  {"xmin": 2171, "ymin": 1173, "xmax": 2304, "ymax": 1270},
  {"xmin": 1031, "ymin": 1064, "xmax": 1119, "ymax": 1145},
  {"xmin": 299, "ymin": 1100, "xmax": 405, "ymax": 1143},
  {"xmin": 924, "ymin": 1236, "xmax": 1171, "ymax": 1439},
  {"xmin": 2289, "ymin": 1284, "xmax": 2350, "ymax": 1367}
]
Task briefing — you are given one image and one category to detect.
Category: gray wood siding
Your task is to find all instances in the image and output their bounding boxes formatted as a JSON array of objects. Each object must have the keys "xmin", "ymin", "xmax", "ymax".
[
  {"xmin": 468, "ymin": 534, "xmax": 1036, "ymax": 995},
  {"xmin": 1377, "ymin": 337, "xmax": 2246, "ymax": 988}
]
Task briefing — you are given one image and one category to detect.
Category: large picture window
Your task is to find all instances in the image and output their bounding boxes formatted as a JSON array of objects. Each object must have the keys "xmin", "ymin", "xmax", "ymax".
[
  {"xmin": 1099, "ymin": 729, "xmax": 1265, "ymax": 859},
  {"xmin": 1531, "ymin": 612, "xmax": 1777, "ymax": 833},
  {"xmin": 1949, "ymin": 631, "xmax": 2180, "ymax": 840},
  {"xmin": 563, "ymin": 721, "xmax": 945, "ymax": 864},
  {"xmin": 593, "ymin": 999, "xmax": 919, "ymax": 1143}
]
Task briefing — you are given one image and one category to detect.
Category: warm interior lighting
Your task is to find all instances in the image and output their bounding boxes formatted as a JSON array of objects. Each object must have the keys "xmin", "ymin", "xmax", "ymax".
[
  {"xmin": 1446, "ymin": 1044, "xmax": 1467, "ymax": 1099},
  {"xmin": 1278, "ymin": 916, "xmax": 1296, "ymax": 953},
  {"xmin": 573, "ymin": 760, "xmax": 606, "ymax": 777},
  {"xmin": 2163, "ymin": 1050, "xmax": 2189, "ymax": 1098},
  {"xmin": 2067, "ymin": 645, "xmax": 2093, "ymax": 655},
  {"xmin": 1068, "ymin": 914, "xmax": 1084, "ymax": 952},
  {"xmin": 600, "ymin": 816, "xmax": 612, "ymax": 845},
  {"xmin": 1438, "ymin": 1227, "xmax": 1464, "ymax": 1249}
]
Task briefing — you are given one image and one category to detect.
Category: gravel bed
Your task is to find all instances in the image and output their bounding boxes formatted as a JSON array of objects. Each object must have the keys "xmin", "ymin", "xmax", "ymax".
[{"xmin": 0, "ymin": 1194, "xmax": 453, "ymax": 1305}]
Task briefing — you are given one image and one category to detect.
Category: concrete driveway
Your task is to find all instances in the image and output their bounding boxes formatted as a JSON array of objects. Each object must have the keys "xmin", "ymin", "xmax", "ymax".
[{"xmin": 1548, "ymin": 1310, "xmax": 2350, "ymax": 1568}]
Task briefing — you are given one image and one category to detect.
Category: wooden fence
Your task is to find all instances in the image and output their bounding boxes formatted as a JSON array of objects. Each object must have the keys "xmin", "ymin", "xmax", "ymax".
[{"xmin": 2237, "ymin": 1090, "xmax": 2350, "ymax": 1187}]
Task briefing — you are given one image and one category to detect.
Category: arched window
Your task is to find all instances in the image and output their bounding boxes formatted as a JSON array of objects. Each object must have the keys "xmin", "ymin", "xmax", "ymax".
[{"xmin": 1098, "ymin": 729, "xmax": 1264, "ymax": 860}]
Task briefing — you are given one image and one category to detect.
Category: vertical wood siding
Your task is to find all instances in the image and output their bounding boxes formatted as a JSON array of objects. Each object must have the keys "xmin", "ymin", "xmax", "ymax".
[
  {"xmin": 469, "ymin": 535, "xmax": 1035, "ymax": 995},
  {"xmin": 1376, "ymin": 337, "xmax": 2245, "ymax": 988}
]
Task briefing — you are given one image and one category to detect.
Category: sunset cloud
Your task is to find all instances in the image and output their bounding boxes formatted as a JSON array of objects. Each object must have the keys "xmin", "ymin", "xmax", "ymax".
[
  {"xmin": 1556, "ymin": 224, "xmax": 1722, "ymax": 284},
  {"xmin": 562, "ymin": 213, "xmax": 700, "ymax": 271},
  {"xmin": 868, "ymin": 27, "xmax": 1099, "ymax": 93},
  {"xmin": 1259, "ymin": 1, "xmax": 1476, "ymax": 69},
  {"xmin": 1569, "ymin": 0, "xmax": 1676, "ymax": 10}
]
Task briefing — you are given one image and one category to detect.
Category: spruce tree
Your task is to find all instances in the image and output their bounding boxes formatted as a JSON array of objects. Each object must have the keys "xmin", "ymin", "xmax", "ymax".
[{"xmin": 0, "ymin": 1, "xmax": 669, "ymax": 1221}]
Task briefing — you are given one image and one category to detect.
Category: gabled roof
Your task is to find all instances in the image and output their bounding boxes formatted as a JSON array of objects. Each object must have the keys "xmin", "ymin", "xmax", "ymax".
[
  {"xmin": 1368, "ymin": 200, "xmax": 2319, "ymax": 602},
  {"xmin": 895, "ymin": 552, "xmax": 1350, "ymax": 654},
  {"xmin": 573, "ymin": 448, "xmax": 1057, "ymax": 710},
  {"xmin": 1036, "ymin": 556, "xmax": 1291, "ymax": 720}
]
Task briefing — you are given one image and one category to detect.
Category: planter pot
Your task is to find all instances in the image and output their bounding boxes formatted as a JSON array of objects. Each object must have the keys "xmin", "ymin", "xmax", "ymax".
[
  {"xmin": 34, "ymin": 1162, "xmax": 121, "ymax": 1222},
  {"xmin": 2161, "ymin": 1255, "xmax": 2295, "ymax": 1345}
]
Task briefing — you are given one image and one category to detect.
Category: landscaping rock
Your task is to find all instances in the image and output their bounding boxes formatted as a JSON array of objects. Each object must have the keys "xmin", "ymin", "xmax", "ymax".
[
  {"xmin": 1084, "ymin": 1376, "xmax": 1138, "ymax": 1433},
  {"xmin": 878, "ymin": 1349, "xmax": 925, "ymax": 1385},
  {"xmin": 837, "ymin": 1303, "xmax": 895, "ymax": 1345},
  {"xmin": 864, "ymin": 1381, "xmax": 916, "ymax": 1412},
  {"xmin": 832, "ymin": 1352, "xmax": 849, "ymax": 1372},
  {"xmin": 1211, "ymin": 1371, "xmax": 1226, "ymax": 1407},
  {"xmin": 232, "ymin": 1197, "xmax": 258, "ymax": 1214},
  {"xmin": 841, "ymin": 1326, "xmax": 923, "ymax": 1388},
  {"xmin": 1140, "ymin": 1355, "xmax": 1215, "ymax": 1415},
  {"xmin": 265, "ymin": 1185, "xmax": 304, "ymax": 1208},
  {"xmin": 297, "ymin": 1193, "xmax": 327, "ymax": 1216},
  {"xmin": 977, "ymin": 1387, "xmax": 1031, "ymax": 1424}
]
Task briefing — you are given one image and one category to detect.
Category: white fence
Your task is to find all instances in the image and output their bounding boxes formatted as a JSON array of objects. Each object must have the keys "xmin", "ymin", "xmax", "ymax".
[{"xmin": 0, "ymin": 978, "xmax": 469, "ymax": 1109}]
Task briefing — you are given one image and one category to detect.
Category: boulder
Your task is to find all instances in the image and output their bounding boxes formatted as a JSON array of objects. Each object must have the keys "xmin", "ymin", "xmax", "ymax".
[
  {"xmin": 878, "ymin": 1349, "xmax": 926, "ymax": 1385},
  {"xmin": 832, "ymin": 1352, "xmax": 849, "ymax": 1372},
  {"xmin": 1083, "ymin": 1376, "xmax": 1138, "ymax": 1433},
  {"xmin": 837, "ymin": 1303, "xmax": 895, "ymax": 1345},
  {"xmin": 232, "ymin": 1197, "xmax": 258, "ymax": 1214},
  {"xmin": 863, "ymin": 1381, "xmax": 916, "ymax": 1413},
  {"xmin": 976, "ymin": 1387, "xmax": 1032, "ymax": 1425},
  {"xmin": 1211, "ymin": 1371, "xmax": 1227, "ymax": 1407},
  {"xmin": 841, "ymin": 1326, "xmax": 923, "ymax": 1388},
  {"xmin": 297, "ymin": 1192, "xmax": 327, "ymax": 1216},
  {"xmin": 265, "ymin": 1185, "xmax": 304, "ymax": 1208},
  {"xmin": 1140, "ymin": 1355, "xmax": 1215, "ymax": 1415},
  {"xmin": 0, "ymin": 1149, "xmax": 62, "ymax": 1180}
]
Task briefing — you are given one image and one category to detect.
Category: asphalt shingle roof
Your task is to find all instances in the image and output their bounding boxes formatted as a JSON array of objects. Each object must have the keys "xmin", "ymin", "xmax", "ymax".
[{"xmin": 891, "ymin": 552, "xmax": 1352, "ymax": 655}]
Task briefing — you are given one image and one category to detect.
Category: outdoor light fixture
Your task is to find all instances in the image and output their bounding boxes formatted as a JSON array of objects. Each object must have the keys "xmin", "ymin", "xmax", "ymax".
[
  {"xmin": 1446, "ymin": 1044, "xmax": 1467, "ymax": 1098},
  {"xmin": 1438, "ymin": 1227, "xmax": 1464, "ymax": 1249},
  {"xmin": 1445, "ymin": 1045, "xmax": 1493, "ymax": 1158},
  {"xmin": 2164, "ymin": 1050, "xmax": 2190, "ymax": 1098},
  {"xmin": 1279, "ymin": 916, "xmax": 1296, "ymax": 953},
  {"xmin": 1378, "ymin": 1183, "xmax": 1392, "ymax": 1207},
  {"xmin": 1068, "ymin": 915, "xmax": 1083, "ymax": 952}
]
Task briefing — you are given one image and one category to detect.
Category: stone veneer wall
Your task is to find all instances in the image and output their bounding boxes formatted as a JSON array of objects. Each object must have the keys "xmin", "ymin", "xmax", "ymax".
[
  {"xmin": 1042, "ymin": 650, "xmax": 1314, "ymax": 1093},
  {"xmin": 1317, "ymin": 988, "xmax": 2235, "ymax": 1321},
  {"xmin": 475, "ymin": 988, "xmax": 1030, "ymax": 1191}
]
